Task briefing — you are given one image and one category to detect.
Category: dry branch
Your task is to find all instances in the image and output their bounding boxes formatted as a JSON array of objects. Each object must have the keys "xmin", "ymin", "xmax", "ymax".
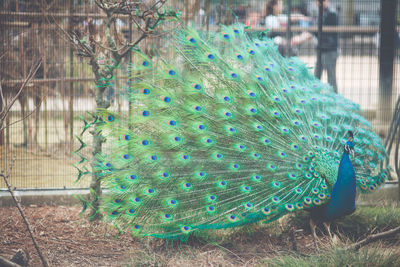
[
  {"xmin": 0, "ymin": 158, "xmax": 50, "ymax": 267},
  {"xmin": 0, "ymin": 256, "xmax": 22, "ymax": 267},
  {"xmin": 0, "ymin": 58, "xmax": 42, "ymax": 131},
  {"xmin": 346, "ymin": 226, "xmax": 400, "ymax": 250}
]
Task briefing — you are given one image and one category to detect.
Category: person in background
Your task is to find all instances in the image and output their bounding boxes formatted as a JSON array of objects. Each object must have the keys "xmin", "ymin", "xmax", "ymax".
[
  {"xmin": 265, "ymin": 0, "xmax": 310, "ymax": 56},
  {"xmin": 291, "ymin": 0, "xmax": 339, "ymax": 93},
  {"xmin": 265, "ymin": 0, "xmax": 287, "ymax": 29}
]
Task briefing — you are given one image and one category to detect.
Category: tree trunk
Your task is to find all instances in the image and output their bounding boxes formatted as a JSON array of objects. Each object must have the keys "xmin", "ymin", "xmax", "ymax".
[
  {"xmin": 226, "ymin": 0, "xmax": 233, "ymax": 25},
  {"xmin": 217, "ymin": 0, "xmax": 223, "ymax": 25},
  {"xmin": 0, "ymin": 98, "xmax": 4, "ymax": 146},
  {"xmin": 343, "ymin": 0, "xmax": 354, "ymax": 26},
  {"xmin": 205, "ymin": 0, "xmax": 211, "ymax": 31}
]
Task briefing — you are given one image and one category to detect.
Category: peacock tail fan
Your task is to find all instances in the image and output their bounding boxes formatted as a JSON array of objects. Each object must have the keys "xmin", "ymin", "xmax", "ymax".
[{"xmin": 77, "ymin": 23, "xmax": 389, "ymax": 240}]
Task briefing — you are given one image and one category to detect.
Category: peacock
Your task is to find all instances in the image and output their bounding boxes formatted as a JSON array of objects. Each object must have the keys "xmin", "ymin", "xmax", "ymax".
[{"xmin": 75, "ymin": 23, "xmax": 390, "ymax": 243}]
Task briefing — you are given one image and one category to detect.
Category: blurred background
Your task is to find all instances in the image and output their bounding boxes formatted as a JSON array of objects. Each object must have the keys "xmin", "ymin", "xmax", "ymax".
[{"xmin": 0, "ymin": 0, "xmax": 399, "ymax": 189}]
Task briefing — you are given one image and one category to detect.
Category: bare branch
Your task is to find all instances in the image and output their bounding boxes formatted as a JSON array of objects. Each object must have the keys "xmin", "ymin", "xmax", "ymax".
[
  {"xmin": 94, "ymin": 0, "xmax": 105, "ymax": 10},
  {"xmin": 148, "ymin": 0, "xmax": 167, "ymax": 14},
  {"xmin": 91, "ymin": 0, "xmax": 169, "ymax": 57},
  {"xmin": 346, "ymin": 226, "xmax": 400, "ymax": 250},
  {"xmin": 2, "ymin": 97, "xmax": 44, "ymax": 131},
  {"xmin": 5, "ymin": 59, "xmax": 41, "ymax": 112},
  {"xmin": 131, "ymin": 15, "xmax": 145, "ymax": 32},
  {"xmin": 0, "ymin": 158, "xmax": 50, "ymax": 267},
  {"xmin": 112, "ymin": 17, "xmax": 124, "ymax": 47},
  {"xmin": 0, "ymin": 51, "xmax": 6, "ymax": 61},
  {"xmin": 0, "ymin": 256, "xmax": 22, "ymax": 267},
  {"xmin": 70, "ymin": 31, "xmax": 95, "ymax": 57},
  {"xmin": 0, "ymin": 82, "xmax": 5, "ymax": 111},
  {"xmin": 0, "ymin": 58, "xmax": 42, "ymax": 125},
  {"xmin": 44, "ymin": 10, "xmax": 94, "ymax": 58}
]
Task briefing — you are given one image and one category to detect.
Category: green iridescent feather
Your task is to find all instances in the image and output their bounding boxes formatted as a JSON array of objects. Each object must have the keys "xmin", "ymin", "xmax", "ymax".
[{"xmin": 76, "ymin": 24, "xmax": 389, "ymax": 240}]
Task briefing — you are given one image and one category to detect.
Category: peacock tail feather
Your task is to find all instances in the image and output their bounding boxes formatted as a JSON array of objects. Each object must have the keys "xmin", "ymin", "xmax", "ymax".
[{"xmin": 75, "ymin": 24, "xmax": 389, "ymax": 240}]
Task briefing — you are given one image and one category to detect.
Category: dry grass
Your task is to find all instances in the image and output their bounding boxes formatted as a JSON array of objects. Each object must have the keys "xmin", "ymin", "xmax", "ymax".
[
  {"xmin": 0, "ymin": 114, "xmax": 91, "ymax": 188},
  {"xmin": 0, "ymin": 146, "xmax": 88, "ymax": 188},
  {"xmin": 259, "ymin": 244, "xmax": 400, "ymax": 267}
]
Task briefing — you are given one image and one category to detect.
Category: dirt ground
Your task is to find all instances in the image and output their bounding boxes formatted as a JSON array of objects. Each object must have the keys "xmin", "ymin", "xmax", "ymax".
[
  {"xmin": 0, "ymin": 206, "xmax": 136, "ymax": 267},
  {"xmin": 0, "ymin": 205, "xmax": 335, "ymax": 267}
]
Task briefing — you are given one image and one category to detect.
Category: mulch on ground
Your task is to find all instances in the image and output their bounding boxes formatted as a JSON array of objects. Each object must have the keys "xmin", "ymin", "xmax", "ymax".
[
  {"xmin": 0, "ymin": 205, "xmax": 331, "ymax": 267},
  {"xmin": 0, "ymin": 206, "xmax": 136, "ymax": 267}
]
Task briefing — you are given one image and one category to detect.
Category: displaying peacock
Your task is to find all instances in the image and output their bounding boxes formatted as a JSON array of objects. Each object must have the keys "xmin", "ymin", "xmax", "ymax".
[{"xmin": 75, "ymin": 24, "xmax": 390, "ymax": 242}]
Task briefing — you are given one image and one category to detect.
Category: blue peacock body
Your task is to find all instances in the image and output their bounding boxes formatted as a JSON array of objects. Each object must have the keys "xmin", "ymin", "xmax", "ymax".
[
  {"xmin": 309, "ymin": 138, "xmax": 357, "ymax": 222},
  {"xmin": 76, "ymin": 24, "xmax": 389, "ymax": 240}
]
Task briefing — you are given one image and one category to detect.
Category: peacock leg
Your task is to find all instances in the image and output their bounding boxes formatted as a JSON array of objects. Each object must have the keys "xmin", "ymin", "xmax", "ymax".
[
  {"xmin": 323, "ymin": 222, "xmax": 333, "ymax": 240},
  {"xmin": 323, "ymin": 222, "xmax": 340, "ymax": 245},
  {"xmin": 309, "ymin": 218, "xmax": 319, "ymax": 251}
]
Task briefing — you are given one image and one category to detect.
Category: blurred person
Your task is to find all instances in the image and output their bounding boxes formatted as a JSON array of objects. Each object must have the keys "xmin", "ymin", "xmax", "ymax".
[
  {"xmin": 265, "ymin": 0, "xmax": 310, "ymax": 56},
  {"xmin": 292, "ymin": 0, "xmax": 339, "ymax": 93},
  {"xmin": 246, "ymin": 11, "xmax": 263, "ymax": 27},
  {"xmin": 265, "ymin": 0, "xmax": 287, "ymax": 29}
]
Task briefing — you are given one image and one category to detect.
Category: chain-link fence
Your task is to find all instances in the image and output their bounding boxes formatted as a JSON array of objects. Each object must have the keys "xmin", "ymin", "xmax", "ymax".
[{"xmin": 0, "ymin": 0, "xmax": 399, "ymax": 189}]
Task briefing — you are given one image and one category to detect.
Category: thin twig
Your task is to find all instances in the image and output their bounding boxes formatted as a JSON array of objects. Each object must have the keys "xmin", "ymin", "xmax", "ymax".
[
  {"xmin": 0, "ymin": 158, "xmax": 50, "ymax": 267},
  {"xmin": 0, "ymin": 82, "xmax": 5, "ymax": 111},
  {"xmin": 0, "ymin": 59, "xmax": 42, "ymax": 124},
  {"xmin": 209, "ymin": 242, "xmax": 245, "ymax": 263},
  {"xmin": 45, "ymin": 10, "xmax": 94, "ymax": 58},
  {"xmin": 2, "ymin": 97, "xmax": 44, "ymax": 130},
  {"xmin": 0, "ymin": 256, "xmax": 22, "ymax": 267},
  {"xmin": 0, "ymin": 51, "xmax": 6, "ymax": 61},
  {"xmin": 346, "ymin": 226, "xmax": 400, "ymax": 251}
]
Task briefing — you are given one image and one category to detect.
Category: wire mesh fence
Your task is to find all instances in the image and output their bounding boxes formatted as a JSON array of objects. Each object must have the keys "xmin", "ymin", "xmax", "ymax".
[{"xmin": 0, "ymin": 0, "xmax": 399, "ymax": 189}]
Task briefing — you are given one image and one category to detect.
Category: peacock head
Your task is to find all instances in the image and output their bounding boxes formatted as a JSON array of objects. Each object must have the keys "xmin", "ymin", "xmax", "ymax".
[{"xmin": 344, "ymin": 131, "xmax": 355, "ymax": 157}]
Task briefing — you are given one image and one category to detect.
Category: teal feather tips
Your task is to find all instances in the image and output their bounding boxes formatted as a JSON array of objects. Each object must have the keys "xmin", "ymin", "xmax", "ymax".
[
  {"xmin": 312, "ymin": 152, "xmax": 339, "ymax": 187},
  {"xmin": 75, "ymin": 23, "xmax": 390, "ymax": 240}
]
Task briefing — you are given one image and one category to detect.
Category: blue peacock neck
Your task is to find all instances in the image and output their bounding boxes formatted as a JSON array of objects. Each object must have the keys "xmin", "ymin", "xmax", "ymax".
[{"xmin": 321, "ymin": 141, "xmax": 357, "ymax": 220}]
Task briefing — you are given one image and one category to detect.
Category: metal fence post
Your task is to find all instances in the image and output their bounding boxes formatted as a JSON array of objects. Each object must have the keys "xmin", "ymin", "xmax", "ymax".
[
  {"xmin": 378, "ymin": 0, "xmax": 398, "ymax": 135},
  {"xmin": 315, "ymin": 0, "xmax": 324, "ymax": 79},
  {"xmin": 286, "ymin": 0, "xmax": 292, "ymax": 57},
  {"xmin": 69, "ymin": 0, "xmax": 74, "ymax": 154}
]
